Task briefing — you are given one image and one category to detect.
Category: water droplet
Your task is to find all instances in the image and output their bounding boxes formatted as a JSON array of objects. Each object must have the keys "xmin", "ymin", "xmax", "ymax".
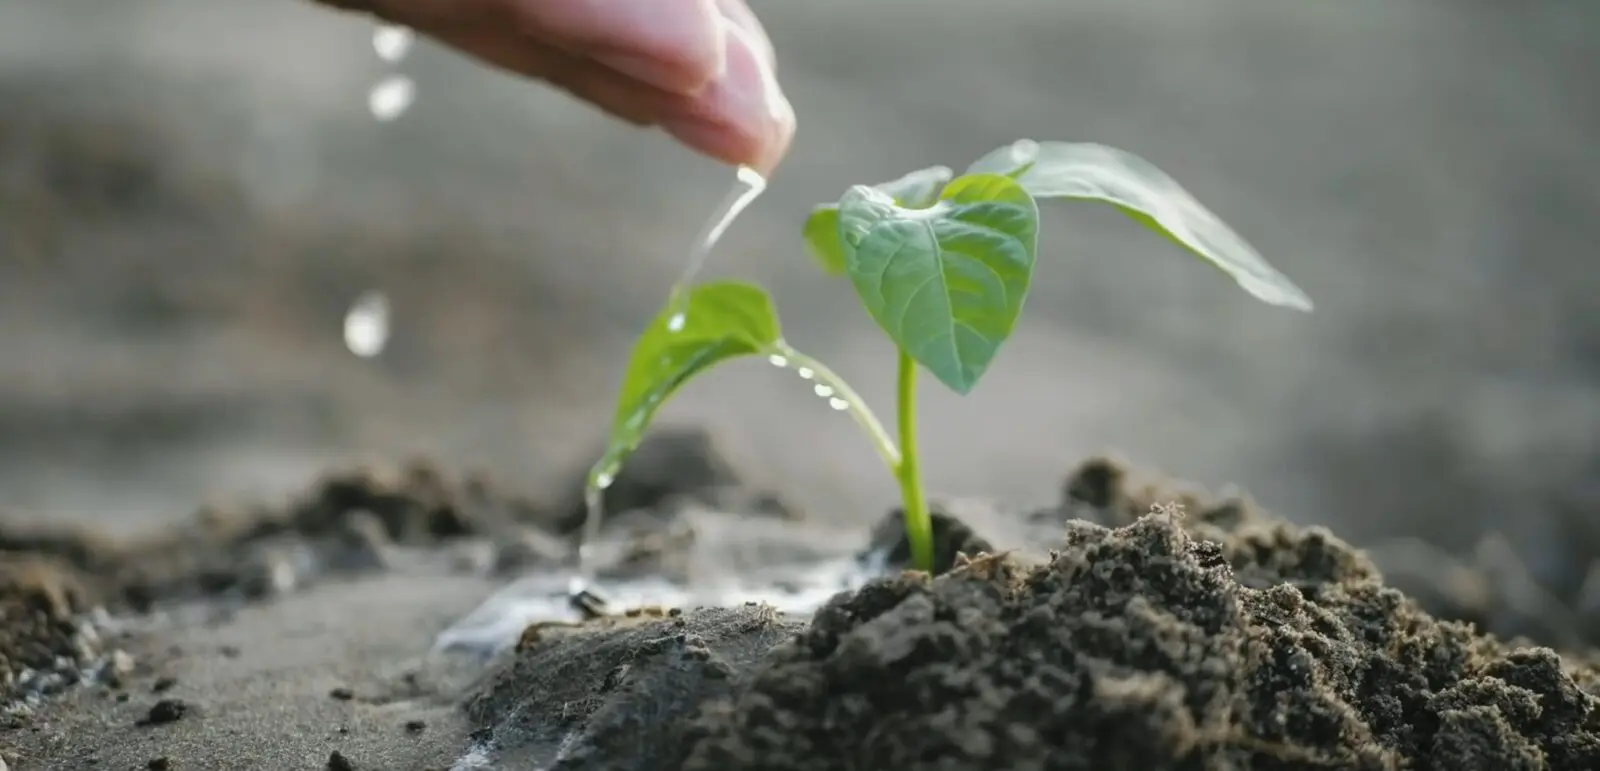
[
  {"xmin": 813, "ymin": 384, "xmax": 834, "ymax": 398},
  {"xmin": 796, "ymin": 367, "xmax": 815, "ymax": 380},
  {"xmin": 828, "ymin": 397, "xmax": 849, "ymax": 411},
  {"xmin": 767, "ymin": 354, "xmax": 788, "ymax": 368},
  {"xmin": 593, "ymin": 471, "xmax": 615, "ymax": 490},
  {"xmin": 1010, "ymin": 138, "xmax": 1041, "ymax": 166},
  {"xmin": 372, "ymin": 24, "xmax": 414, "ymax": 63},
  {"xmin": 343, "ymin": 290, "xmax": 390, "ymax": 358},
  {"xmin": 666, "ymin": 312, "xmax": 686, "ymax": 332},
  {"xmin": 368, "ymin": 75, "xmax": 415, "ymax": 121}
]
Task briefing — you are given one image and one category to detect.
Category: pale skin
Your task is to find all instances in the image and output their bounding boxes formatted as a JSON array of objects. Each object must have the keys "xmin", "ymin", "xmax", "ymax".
[{"xmin": 315, "ymin": 0, "xmax": 795, "ymax": 175}]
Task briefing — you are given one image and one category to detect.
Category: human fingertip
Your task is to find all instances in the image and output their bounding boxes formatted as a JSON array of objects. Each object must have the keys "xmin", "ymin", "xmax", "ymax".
[
  {"xmin": 598, "ymin": 46, "xmax": 722, "ymax": 95},
  {"xmin": 588, "ymin": 0, "xmax": 726, "ymax": 95}
]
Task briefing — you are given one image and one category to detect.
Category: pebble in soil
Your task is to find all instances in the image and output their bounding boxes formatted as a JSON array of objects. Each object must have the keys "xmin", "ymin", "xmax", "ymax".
[{"xmin": 462, "ymin": 457, "xmax": 1600, "ymax": 771}]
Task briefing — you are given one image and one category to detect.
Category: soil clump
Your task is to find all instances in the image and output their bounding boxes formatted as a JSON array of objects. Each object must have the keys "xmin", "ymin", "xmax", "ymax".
[{"xmin": 474, "ymin": 457, "xmax": 1600, "ymax": 771}]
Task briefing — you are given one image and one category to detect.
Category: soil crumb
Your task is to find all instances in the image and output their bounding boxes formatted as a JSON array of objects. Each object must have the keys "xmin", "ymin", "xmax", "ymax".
[{"xmin": 472, "ymin": 457, "xmax": 1600, "ymax": 771}]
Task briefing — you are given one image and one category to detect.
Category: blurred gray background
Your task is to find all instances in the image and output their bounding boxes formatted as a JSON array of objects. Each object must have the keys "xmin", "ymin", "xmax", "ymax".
[{"xmin": 0, "ymin": 0, "xmax": 1596, "ymax": 566}]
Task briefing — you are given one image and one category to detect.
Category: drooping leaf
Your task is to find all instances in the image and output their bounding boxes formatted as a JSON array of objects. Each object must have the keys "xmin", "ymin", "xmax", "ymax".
[
  {"xmin": 836, "ymin": 173, "xmax": 1039, "ymax": 395},
  {"xmin": 594, "ymin": 281, "xmax": 782, "ymax": 481},
  {"xmin": 802, "ymin": 166, "xmax": 954, "ymax": 276},
  {"xmin": 968, "ymin": 140, "xmax": 1314, "ymax": 311}
]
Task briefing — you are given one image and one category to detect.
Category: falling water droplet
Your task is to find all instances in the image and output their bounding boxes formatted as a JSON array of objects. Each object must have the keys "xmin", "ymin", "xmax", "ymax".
[
  {"xmin": 796, "ymin": 367, "xmax": 815, "ymax": 380},
  {"xmin": 593, "ymin": 471, "xmax": 615, "ymax": 490},
  {"xmin": 344, "ymin": 291, "xmax": 391, "ymax": 358},
  {"xmin": 813, "ymin": 384, "xmax": 834, "ymax": 398},
  {"xmin": 828, "ymin": 397, "xmax": 850, "ymax": 411},
  {"xmin": 372, "ymin": 24, "xmax": 414, "ymax": 63},
  {"xmin": 666, "ymin": 312, "xmax": 686, "ymax": 332},
  {"xmin": 767, "ymin": 354, "xmax": 788, "ymax": 368},
  {"xmin": 368, "ymin": 75, "xmax": 415, "ymax": 121}
]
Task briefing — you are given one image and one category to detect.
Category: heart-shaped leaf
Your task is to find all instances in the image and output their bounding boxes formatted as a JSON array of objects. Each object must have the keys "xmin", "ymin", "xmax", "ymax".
[
  {"xmin": 594, "ymin": 281, "xmax": 782, "ymax": 483},
  {"xmin": 968, "ymin": 140, "xmax": 1313, "ymax": 311},
  {"xmin": 836, "ymin": 172, "xmax": 1039, "ymax": 395},
  {"xmin": 803, "ymin": 165, "xmax": 954, "ymax": 276}
]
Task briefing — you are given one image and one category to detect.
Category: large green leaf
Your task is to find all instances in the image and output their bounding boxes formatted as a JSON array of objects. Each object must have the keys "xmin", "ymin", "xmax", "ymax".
[
  {"xmin": 968, "ymin": 140, "xmax": 1313, "ymax": 311},
  {"xmin": 594, "ymin": 281, "xmax": 781, "ymax": 483},
  {"xmin": 802, "ymin": 165, "xmax": 954, "ymax": 276},
  {"xmin": 836, "ymin": 173, "xmax": 1039, "ymax": 395}
]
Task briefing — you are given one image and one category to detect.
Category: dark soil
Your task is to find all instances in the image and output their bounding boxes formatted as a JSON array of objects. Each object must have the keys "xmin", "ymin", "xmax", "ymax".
[
  {"xmin": 7, "ymin": 430, "xmax": 1600, "ymax": 769},
  {"xmin": 467, "ymin": 457, "xmax": 1600, "ymax": 771}
]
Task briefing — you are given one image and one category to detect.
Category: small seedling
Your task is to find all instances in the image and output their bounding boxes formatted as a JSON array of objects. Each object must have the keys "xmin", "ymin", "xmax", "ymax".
[{"xmin": 591, "ymin": 139, "xmax": 1313, "ymax": 574}]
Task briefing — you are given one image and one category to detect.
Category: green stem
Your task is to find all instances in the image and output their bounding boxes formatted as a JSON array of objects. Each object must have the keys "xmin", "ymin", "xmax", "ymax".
[
  {"xmin": 771, "ymin": 344, "xmax": 901, "ymax": 472},
  {"xmin": 894, "ymin": 348, "xmax": 935, "ymax": 574}
]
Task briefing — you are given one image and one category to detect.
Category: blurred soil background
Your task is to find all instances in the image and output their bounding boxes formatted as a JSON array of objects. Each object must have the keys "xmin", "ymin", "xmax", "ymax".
[{"xmin": 0, "ymin": 0, "xmax": 1597, "ymax": 611}]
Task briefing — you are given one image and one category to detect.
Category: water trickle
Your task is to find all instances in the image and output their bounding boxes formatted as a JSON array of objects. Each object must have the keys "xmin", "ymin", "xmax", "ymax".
[
  {"xmin": 574, "ymin": 165, "xmax": 769, "ymax": 581},
  {"xmin": 672, "ymin": 165, "xmax": 766, "ymax": 291},
  {"xmin": 343, "ymin": 291, "xmax": 391, "ymax": 358}
]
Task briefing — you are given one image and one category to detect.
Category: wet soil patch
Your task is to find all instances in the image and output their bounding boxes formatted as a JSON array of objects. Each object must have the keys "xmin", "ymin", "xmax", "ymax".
[
  {"xmin": 475, "ymin": 457, "xmax": 1600, "ymax": 771},
  {"xmin": 0, "ymin": 428, "xmax": 772, "ymax": 708}
]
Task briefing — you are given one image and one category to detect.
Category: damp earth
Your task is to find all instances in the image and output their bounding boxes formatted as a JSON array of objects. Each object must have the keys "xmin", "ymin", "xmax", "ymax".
[{"xmin": 6, "ymin": 428, "xmax": 1600, "ymax": 770}]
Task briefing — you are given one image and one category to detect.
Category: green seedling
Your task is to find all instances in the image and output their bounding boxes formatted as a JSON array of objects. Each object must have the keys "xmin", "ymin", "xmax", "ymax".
[{"xmin": 591, "ymin": 139, "xmax": 1313, "ymax": 574}]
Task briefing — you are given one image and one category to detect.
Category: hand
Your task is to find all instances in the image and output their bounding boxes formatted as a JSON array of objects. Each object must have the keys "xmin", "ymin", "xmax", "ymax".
[{"xmin": 320, "ymin": 0, "xmax": 795, "ymax": 175}]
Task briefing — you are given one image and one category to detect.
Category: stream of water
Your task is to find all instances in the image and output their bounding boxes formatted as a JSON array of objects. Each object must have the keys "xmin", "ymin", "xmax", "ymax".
[{"xmin": 574, "ymin": 165, "xmax": 769, "ymax": 584}]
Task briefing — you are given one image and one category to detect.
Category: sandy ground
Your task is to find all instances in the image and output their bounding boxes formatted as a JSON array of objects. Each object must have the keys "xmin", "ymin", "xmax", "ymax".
[
  {"xmin": 2, "ymin": 0, "xmax": 1599, "ymax": 768},
  {"xmin": 14, "ymin": 574, "xmax": 490, "ymax": 771}
]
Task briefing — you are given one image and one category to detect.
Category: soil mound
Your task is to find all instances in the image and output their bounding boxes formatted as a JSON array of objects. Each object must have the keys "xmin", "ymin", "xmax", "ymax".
[{"xmin": 478, "ymin": 458, "xmax": 1600, "ymax": 771}]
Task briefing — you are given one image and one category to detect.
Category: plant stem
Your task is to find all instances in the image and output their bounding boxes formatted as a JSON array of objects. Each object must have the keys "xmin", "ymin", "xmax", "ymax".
[
  {"xmin": 771, "ymin": 344, "xmax": 901, "ymax": 472},
  {"xmin": 894, "ymin": 348, "xmax": 935, "ymax": 574}
]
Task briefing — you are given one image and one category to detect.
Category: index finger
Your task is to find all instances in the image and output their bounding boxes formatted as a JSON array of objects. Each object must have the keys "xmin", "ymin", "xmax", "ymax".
[{"xmin": 371, "ymin": 0, "xmax": 727, "ymax": 94}]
